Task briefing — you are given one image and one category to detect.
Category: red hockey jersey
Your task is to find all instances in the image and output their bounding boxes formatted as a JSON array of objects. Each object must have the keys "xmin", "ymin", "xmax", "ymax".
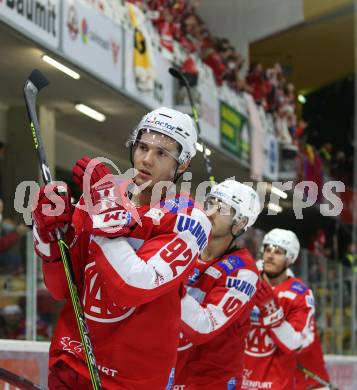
[
  {"xmin": 174, "ymin": 248, "xmax": 259, "ymax": 389},
  {"xmin": 242, "ymin": 276, "xmax": 315, "ymax": 390},
  {"xmin": 295, "ymin": 325, "xmax": 330, "ymax": 389},
  {"xmin": 38, "ymin": 194, "xmax": 211, "ymax": 390}
]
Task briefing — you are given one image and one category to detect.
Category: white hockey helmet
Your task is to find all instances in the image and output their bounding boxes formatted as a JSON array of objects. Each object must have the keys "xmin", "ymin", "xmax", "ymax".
[
  {"xmin": 207, "ymin": 180, "xmax": 261, "ymax": 230},
  {"xmin": 262, "ymin": 228, "xmax": 300, "ymax": 265},
  {"xmin": 127, "ymin": 107, "xmax": 198, "ymax": 165}
]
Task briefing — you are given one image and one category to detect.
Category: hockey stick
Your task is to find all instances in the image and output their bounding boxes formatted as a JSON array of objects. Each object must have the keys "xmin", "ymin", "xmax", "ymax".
[
  {"xmin": 297, "ymin": 364, "xmax": 338, "ymax": 390},
  {"xmin": 169, "ymin": 67, "xmax": 215, "ymax": 183},
  {"xmin": 23, "ymin": 69, "xmax": 103, "ymax": 390},
  {"xmin": 0, "ymin": 367, "xmax": 46, "ymax": 390}
]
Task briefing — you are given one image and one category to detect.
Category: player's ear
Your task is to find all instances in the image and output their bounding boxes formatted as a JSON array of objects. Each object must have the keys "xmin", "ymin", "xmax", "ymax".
[
  {"xmin": 232, "ymin": 217, "xmax": 248, "ymax": 236},
  {"xmin": 177, "ymin": 160, "xmax": 190, "ymax": 175}
]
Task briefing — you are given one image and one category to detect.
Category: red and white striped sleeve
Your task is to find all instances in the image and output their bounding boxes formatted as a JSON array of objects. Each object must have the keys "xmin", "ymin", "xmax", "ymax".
[
  {"xmin": 180, "ymin": 265, "xmax": 259, "ymax": 344},
  {"xmin": 90, "ymin": 207, "xmax": 211, "ymax": 307},
  {"xmin": 269, "ymin": 288, "xmax": 315, "ymax": 353}
]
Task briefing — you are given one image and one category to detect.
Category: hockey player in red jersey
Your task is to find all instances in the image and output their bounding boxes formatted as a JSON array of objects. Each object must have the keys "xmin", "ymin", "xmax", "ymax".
[
  {"xmin": 32, "ymin": 107, "xmax": 211, "ymax": 389},
  {"xmin": 295, "ymin": 317, "xmax": 331, "ymax": 389},
  {"xmin": 253, "ymin": 263, "xmax": 331, "ymax": 389},
  {"xmin": 173, "ymin": 180, "xmax": 262, "ymax": 390},
  {"xmin": 242, "ymin": 228, "xmax": 315, "ymax": 390}
]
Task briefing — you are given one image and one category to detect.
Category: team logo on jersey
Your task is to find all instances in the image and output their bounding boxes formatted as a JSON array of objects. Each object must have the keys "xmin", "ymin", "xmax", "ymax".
[
  {"xmin": 226, "ymin": 277, "xmax": 256, "ymax": 297},
  {"xmin": 290, "ymin": 281, "xmax": 307, "ymax": 295},
  {"xmin": 218, "ymin": 255, "xmax": 245, "ymax": 275},
  {"xmin": 245, "ymin": 327, "xmax": 276, "ymax": 357},
  {"xmin": 83, "ymin": 262, "xmax": 135, "ymax": 323},
  {"xmin": 174, "ymin": 214, "xmax": 208, "ymax": 250}
]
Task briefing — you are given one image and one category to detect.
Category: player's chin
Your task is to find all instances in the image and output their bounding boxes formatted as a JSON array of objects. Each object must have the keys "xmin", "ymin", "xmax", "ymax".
[
  {"xmin": 263, "ymin": 263, "xmax": 276, "ymax": 273},
  {"xmin": 134, "ymin": 175, "xmax": 152, "ymax": 187}
]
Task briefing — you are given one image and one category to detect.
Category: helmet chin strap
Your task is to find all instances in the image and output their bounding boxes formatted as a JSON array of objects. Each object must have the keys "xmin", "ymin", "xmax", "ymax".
[{"xmin": 227, "ymin": 220, "xmax": 246, "ymax": 251}]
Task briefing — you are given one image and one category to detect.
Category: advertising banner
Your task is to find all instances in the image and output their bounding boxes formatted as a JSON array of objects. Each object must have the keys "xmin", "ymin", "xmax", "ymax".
[
  {"xmin": 63, "ymin": 0, "xmax": 123, "ymax": 89},
  {"xmin": 220, "ymin": 101, "xmax": 250, "ymax": 165},
  {"xmin": 263, "ymin": 133, "xmax": 279, "ymax": 181},
  {"xmin": 124, "ymin": 26, "xmax": 173, "ymax": 109},
  {"xmin": 198, "ymin": 82, "xmax": 220, "ymax": 147},
  {"xmin": 0, "ymin": 0, "xmax": 60, "ymax": 49}
]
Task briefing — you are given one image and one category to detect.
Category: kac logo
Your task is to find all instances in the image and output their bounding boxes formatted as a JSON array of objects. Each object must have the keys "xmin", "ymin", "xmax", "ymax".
[{"xmin": 83, "ymin": 262, "xmax": 135, "ymax": 323}]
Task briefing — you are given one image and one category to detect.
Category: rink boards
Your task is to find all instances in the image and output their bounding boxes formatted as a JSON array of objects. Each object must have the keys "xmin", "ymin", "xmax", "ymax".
[{"xmin": 0, "ymin": 340, "xmax": 356, "ymax": 389}]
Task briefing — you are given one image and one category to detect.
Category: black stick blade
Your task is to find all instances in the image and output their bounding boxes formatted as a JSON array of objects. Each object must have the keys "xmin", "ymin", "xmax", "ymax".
[
  {"xmin": 169, "ymin": 66, "xmax": 190, "ymax": 90},
  {"xmin": 28, "ymin": 69, "xmax": 49, "ymax": 91},
  {"xmin": 169, "ymin": 66, "xmax": 182, "ymax": 80}
]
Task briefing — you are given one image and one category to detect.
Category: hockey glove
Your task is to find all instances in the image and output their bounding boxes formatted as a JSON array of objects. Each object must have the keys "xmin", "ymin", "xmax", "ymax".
[
  {"xmin": 32, "ymin": 184, "xmax": 74, "ymax": 261},
  {"xmin": 85, "ymin": 178, "xmax": 141, "ymax": 238},
  {"xmin": 256, "ymin": 280, "xmax": 284, "ymax": 328},
  {"xmin": 72, "ymin": 155, "xmax": 112, "ymax": 192}
]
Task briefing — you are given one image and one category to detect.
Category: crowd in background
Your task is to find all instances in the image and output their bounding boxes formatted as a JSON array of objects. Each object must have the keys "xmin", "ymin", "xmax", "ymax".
[{"xmin": 126, "ymin": 0, "xmax": 353, "ymax": 188}]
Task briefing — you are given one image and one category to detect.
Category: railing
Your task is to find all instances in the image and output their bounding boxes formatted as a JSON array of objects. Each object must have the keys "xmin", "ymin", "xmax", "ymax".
[
  {"xmin": 0, "ymin": 232, "xmax": 355, "ymax": 356},
  {"xmin": 293, "ymin": 249, "xmax": 357, "ymax": 355}
]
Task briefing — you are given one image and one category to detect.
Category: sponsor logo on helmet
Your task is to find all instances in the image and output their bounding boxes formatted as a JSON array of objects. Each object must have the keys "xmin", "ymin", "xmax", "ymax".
[{"xmin": 145, "ymin": 116, "xmax": 176, "ymax": 132}]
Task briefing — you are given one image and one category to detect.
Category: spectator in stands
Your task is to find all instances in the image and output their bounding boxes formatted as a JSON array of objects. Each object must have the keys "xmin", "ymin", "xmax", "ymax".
[
  {"xmin": 308, "ymin": 229, "xmax": 327, "ymax": 257},
  {"xmin": 0, "ymin": 199, "xmax": 28, "ymax": 275},
  {"xmin": 246, "ymin": 63, "xmax": 269, "ymax": 107},
  {"xmin": 343, "ymin": 242, "xmax": 357, "ymax": 272},
  {"xmin": 157, "ymin": 8, "xmax": 175, "ymax": 51},
  {"xmin": 0, "ymin": 304, "xmax": 25, "ymax": 339}
]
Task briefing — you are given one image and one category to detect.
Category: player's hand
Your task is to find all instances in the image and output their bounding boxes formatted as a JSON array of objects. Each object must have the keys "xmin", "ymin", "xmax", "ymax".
[
  {"xmin": 32, "ymin": 184, "xmax": 74, "ymax": 261},
  {"xmin": 32, "ymin": 184, "xmax": 73, "ymax": 242},
  {"xmin": 256, "ymin": 280, "xmax": 284, "ymax": 328},
  {"xmin": 86, "ymin": 179, "xmax": 141, "ymax": 238},
  {"xmin": 72, "ymin": 156, "xmax": 112, "ymax": 192}
]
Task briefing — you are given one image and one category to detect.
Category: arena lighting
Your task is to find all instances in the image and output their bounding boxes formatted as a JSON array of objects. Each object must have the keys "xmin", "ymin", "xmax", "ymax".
[
  {"xmin": 270, "ymin": 185, "xmax": 288, "ymax": 199},
  {"xmin": 267, "ymin": 202, "xmax": 283, "ymax": 213},
  {"xmin": 75, "ymin": 104, "xmax": 106, "ymax": 122},
  {"xmin": 42, "ymin": 55, "xmax": 80, "ymax": 80},
  {"xmin": 298, "ymin": 94, "xmax": 306, "ymax": 104},
  {"xmin": 196, "ymin": 142, "xmax": 212, "ymax": 156}
]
